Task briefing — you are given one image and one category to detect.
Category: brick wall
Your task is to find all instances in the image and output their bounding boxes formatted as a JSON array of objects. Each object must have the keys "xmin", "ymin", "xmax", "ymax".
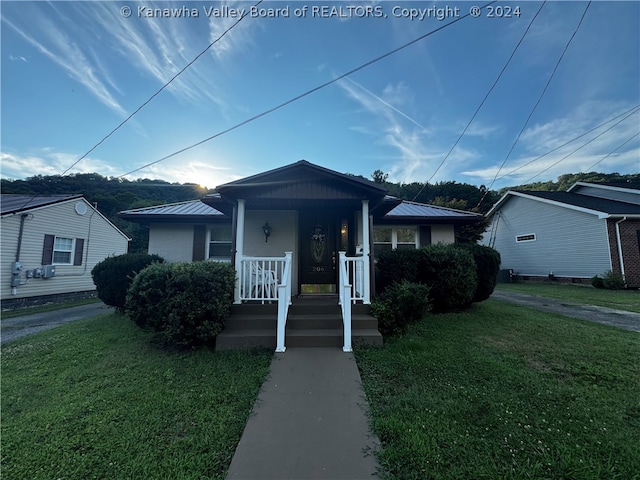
[{"xmin": 607, "ymin": 218, "xmax": 640, "ymax": 288}]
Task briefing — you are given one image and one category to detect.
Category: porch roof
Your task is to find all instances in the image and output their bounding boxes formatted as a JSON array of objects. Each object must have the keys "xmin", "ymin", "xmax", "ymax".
[{"xmin": 205, "ymin": 160, "xmax": 389, "ymax": 213}]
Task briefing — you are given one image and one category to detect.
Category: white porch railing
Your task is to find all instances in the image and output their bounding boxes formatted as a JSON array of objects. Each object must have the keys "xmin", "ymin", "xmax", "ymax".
[
  {"xmin": 338, "ymin": 252, "xmax": 367, "ymax": 353},
  {"xmin": 238, "ymin": 253, "xmax": 292, "ymax": 352}
]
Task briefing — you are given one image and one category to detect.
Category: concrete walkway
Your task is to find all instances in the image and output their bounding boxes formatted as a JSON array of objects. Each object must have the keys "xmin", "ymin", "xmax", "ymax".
[
  {"xmin": 226, "ymin": 348, "xmax": 380, "ymax": 480},
  {"xmin": 491, "ymin": 290, "xmax": 640, "ymax": 333}
]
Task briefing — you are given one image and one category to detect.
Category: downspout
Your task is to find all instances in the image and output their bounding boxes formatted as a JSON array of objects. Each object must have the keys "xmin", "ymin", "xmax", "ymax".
[
  {"xmin": 12, "ymin": 214, "xmax": 29, "ymax": 295},
  {"xmin": 614, "ymin": 217, "xmax": 627, "ymax": 285}
]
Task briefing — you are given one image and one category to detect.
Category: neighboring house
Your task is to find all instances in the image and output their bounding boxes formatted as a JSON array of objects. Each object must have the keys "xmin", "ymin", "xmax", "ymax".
[
  {"xmin": 483, "ymin": 182, "xmax": 640, "ymax": 288},
  {"xmin": 120, "ymin": 160, "xmax": 483, "ymax": 351},
  {"xmin": 1, "ymin": 194, "xmax": 130, "ymax": 308}
]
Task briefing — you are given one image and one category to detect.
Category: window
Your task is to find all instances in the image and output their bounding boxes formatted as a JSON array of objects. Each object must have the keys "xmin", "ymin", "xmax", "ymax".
[
  {"xmin": 516, "ymin": 233, "xmax": 536, "ymax": 243},
  {"xmin": 373, "ymin": 226, "xmax": 418, "ymax": 257},
  {"xmin": 42, "ymin": 234, "xmax": 84, "ymax": 266},
  {"xmin": 53, "ymin": 237, "xmax": 74, "ymax": 264},
  {"xmin": 208, "ymin": 224, "xmax": 232, "ymax": 262}
]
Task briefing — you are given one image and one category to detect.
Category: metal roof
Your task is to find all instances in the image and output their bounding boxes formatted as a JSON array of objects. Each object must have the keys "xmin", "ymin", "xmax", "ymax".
[
  {"xmin": 119, "ymin": 199, "xmax": 226, "ymax": 221},
  {"xmin": 384, "ymin": 200, "xmax": 483, "ymax": 219},
  {"xmin": 1, "ymin": 194, "xmax": 82, "ymax": 216}
]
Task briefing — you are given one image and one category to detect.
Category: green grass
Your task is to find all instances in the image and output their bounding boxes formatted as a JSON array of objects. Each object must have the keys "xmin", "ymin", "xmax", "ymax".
[
  {"xmin": 495, "ymin": 282, "xmax": 640, "ymax": 313},
  {"xmin": 356, "ymin": 300, "xmax": 640, "ymax": 480},
  {"xmin": 1, "ymin": 314, "xmax": 272, "ymax": 479},
  {"xmin": 1, "ymin": 297, "xmax": 103, "ymax": 319}
]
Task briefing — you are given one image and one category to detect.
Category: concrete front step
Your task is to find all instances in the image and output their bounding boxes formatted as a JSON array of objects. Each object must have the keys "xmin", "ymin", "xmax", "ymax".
[{"xmin": 217, "ymin": 297, "xmax": 382, "ymax": 350}]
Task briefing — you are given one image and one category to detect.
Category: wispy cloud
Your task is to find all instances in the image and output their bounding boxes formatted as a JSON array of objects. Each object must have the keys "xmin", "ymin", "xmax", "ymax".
[
  {"xmin": 462, "ymin": 103, "xmax": 640, "ymax": 187},
  {"xmin": 9, "ymin": 55, "xmax": 27, "ymax": 62},
  {"xmin": 0, "ymin": 150, "xmax": 120, "ymax": 179}
]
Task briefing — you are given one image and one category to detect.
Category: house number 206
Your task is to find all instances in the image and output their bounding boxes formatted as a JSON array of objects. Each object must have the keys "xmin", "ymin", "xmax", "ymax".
[{"xmin": 312, "ymin": 266, "xmax": 326, "ymax": 272}]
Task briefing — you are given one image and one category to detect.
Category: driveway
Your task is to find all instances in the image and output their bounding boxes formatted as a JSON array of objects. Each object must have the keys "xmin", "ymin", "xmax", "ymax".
[
  {"xmin": 1, "ymin": 302, "xmax": 112, "ymax": 345},
  {"xmin": 491, "ymin": 290, "xmax": 640, "ymax": 333}
]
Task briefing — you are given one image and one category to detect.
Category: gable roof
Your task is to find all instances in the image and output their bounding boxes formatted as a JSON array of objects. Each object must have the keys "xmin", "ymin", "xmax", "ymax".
[
  {"xmin": 119, "ymin": 199, "xmax": 226, "ymax": 223},
  {"xmin": 567, "ymin": 181, "xmax": 640, "ymax": 193},
  {"xmin": 208, "ymin": 160, "xmax": 388, "ymax": 212},
  {"xmin": 487, "ymin": 190, "xmax": 640, "ymax": 219},
  {"xmin": 1, "ymin": 194, "xmax": 82, "ymax": 216}
]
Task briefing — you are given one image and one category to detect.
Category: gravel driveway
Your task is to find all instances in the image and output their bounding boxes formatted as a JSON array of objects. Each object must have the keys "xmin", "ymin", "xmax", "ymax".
[
  {"xmin": 491, "ymin": 290, "xmax": 640, "ymax": 333},
  {"xmin": 1, "ymin": 303, "xmax": 113, "ymax": 345}
]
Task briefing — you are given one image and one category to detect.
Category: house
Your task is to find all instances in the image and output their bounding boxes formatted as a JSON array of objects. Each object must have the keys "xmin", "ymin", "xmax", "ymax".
[
  {"xmin": 119, "ymin": 160, "xmax": 484, "ymax": 351},
  {"xmin": 1, "ymin": 194, "xmax": 130, "ymax": 309},
  {"xmin": 483, "ymin": 182, "xmax": 640, "ymax": 288}
]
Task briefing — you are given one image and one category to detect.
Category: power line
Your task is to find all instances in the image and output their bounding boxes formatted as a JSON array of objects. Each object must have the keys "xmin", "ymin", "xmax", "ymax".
[
  {"xmin": 475, "ymin": 1, "xmax": 592, "ymax": 208},
  {"xmin": 582, "ymin": 131, "xmax": 640, "ymax": 172},
  {"xmin": 60, "ymin": 0, "xmax": 263, "ymax": 176},
  {"xmin": 118, "ymin": 1, "xmax": 498, "ymax": 179},
  {"xmin": 521, "ymin": 106, "xmax": 639, "ymax": 184},
  {"xmin": 411, "ymin": 0, "xmax": 547, "ymax": 202},
  {"xmin": 497, "ymin": 104, "xmax": 640, "ymax": 179}
]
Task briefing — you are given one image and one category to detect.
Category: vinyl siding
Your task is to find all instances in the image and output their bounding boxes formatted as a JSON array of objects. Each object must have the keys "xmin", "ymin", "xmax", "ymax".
[
  {"xmin": 1, "ymin": 199, "xmax": 129, "ymax": 300},
  {"xmin": 148, "ymin": 224, "xmax": 195, "ymax": 262},
  {"xmin": 486, "ymin": 196, "xmax": 612, "ymax": 277}
]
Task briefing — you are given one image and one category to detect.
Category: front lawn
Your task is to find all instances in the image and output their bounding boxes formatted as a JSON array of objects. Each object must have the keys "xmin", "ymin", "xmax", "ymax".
[
  {"xmin": 495, "ymin": 282, "xmax": 640, "ymax": 313},
  {"xmin": 356, "ymin": 300, "xmax": 640, "ymax": 480},
  {"xmin": 1, "ymin": 313, "xmax": 272, "ymax": 479}
]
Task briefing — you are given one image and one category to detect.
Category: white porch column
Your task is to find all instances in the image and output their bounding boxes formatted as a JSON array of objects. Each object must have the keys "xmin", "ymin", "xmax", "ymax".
[
  {"xmin": 361, "ymin": 199, "xmax": 371, "ymax": 304},
  {"xmin": 234, "ymin": 199, "xmax": 246, "ymax": 304}
]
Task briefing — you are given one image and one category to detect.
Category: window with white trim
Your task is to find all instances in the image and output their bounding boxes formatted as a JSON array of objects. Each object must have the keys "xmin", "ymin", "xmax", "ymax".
[
  {"xmin": 53, "ymin": 237, "xmax": 74, "ymax": 264},
  {"xmin": 516, "ymin": 233, "xmax": 536, "ymax": 243},
  {"xmin": 373, "ymin": 226, "xmax": 418, "ymax": 257},
  {"xmin": 208, "ymin": 224, "xmax": 232, "ymax": 262}
]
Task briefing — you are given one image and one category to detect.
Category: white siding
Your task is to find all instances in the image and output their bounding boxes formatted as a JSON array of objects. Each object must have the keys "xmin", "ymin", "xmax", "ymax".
[
  {"xmin": 430, "ymin": 225, "xmax": 455, "ymax": 244},
  {"xmin": 486, "ymin": 196, "xmax": 612, "ymax": 277},
  {"xmin": 244, "ymin": 210, "xmax": 298, "ymax": 294},
  {"xmin": 1, "ymin": 199, "xmax": 129, "ymax": 300},
  {"xmin": 148, "ymin": 224, "xmax": 194, "ymax": 262}
]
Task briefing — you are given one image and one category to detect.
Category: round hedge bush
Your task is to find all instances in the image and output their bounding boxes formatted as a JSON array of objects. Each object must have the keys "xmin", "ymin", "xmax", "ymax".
[
  {"xmin": 91, "ymin": 253, "xmax": 164, "ymax": 311},
  {"xmin": 125, "ymin": 261, "xmax": 236, "ymax": 348}
]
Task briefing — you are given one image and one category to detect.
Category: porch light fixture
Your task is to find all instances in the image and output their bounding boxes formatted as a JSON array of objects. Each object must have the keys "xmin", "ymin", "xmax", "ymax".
[{"xmin": 262, "ymin": 222, "xmax": 272, "ymax": 243}]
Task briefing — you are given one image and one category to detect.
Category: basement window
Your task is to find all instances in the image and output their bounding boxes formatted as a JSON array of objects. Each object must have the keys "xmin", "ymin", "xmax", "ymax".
[{"xmin": 516, "ymin": 233, "xmax": 536, "ymax": 243}]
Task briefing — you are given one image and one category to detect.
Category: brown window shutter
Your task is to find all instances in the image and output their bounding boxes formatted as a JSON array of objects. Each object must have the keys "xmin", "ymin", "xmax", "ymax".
[
  {"xmin": 192, "ymin": 225, "xmax": 206, "ymax": 261},
  {"xmin": 74, "ymin": 238, "xmax": 85, "ymax": 265},
  {"xmin": 42, "ymin": 234, "xmax": 55, "ymax": 265},
  {"xmin": 419, "ymin": 226, "xmax": 431, "ymax": 247}
]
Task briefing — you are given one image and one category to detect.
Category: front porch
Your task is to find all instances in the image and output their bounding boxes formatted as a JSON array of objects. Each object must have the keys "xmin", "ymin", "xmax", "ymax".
[{"xmin": 216, "ymin": 295, "xmax": 382, "ymax": 350}]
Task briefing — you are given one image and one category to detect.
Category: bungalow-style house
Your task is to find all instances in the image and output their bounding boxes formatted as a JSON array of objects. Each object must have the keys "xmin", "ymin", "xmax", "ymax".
[
  {"xmin": 483, "ymin": 182, "xmax": 640, "ymax": 288},
  {"xmin": 1, "ymin": 194, "xmax": 130, "ymax": 309},
  {"xmin": 120, "ymin": 160, "xmax": 484, "ymax": 351}
]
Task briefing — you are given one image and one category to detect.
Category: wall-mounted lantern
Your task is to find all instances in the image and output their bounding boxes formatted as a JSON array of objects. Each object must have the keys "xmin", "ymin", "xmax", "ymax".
[{"xmin": 262, "ymin": 222, "xmax": 272, "ymax": 243}]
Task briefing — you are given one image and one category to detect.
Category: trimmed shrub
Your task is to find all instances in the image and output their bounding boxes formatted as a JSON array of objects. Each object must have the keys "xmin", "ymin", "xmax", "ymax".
[
  {"xmin": 375, "ymin": 248, "xmax": 422, "ymax": 294},
  {"xmin": 592, "ymin": 270, "xmax": 625, "ymax": 290},
  {"xmin": 91, "ymin": 253, "xmax": 164, "ymax": 311},
  {"xmin": 125, "ymin": 261, "xmax": 235, "ymax": 348},
  {"xmin": 417, "ymin": 244, "xmax": 477, "ymax": 312},
  {"xmin": 455, "ymin": 243, "xmax": 501, "ymax": 302},
  {"xmin": 371, "ymin": 281, "xmax": 431, "ymax": 336}
]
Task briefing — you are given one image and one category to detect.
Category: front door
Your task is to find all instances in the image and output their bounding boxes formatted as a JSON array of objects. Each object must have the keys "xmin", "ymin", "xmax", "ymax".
[{"xmin": 299, "ymin": 213, "xmax": 338, "ymax": 294}]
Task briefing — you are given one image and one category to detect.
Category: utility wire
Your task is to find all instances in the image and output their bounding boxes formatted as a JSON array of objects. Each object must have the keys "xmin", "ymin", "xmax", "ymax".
[
  {"xmin": 497, "ymin": 104, "xmax": 640, "ymax": 179},
  {"xmin": 475, "ymin": 1, "xmax": 592, "ymax": 208},
  {"xmin": 582, "ymin": 131, "xmax": 640, "ymax": 172},
  {"xmin": 60, "ymin": 0, "xmax": 263, "ymax": 176},
  {"xmin": 521, "ymin": 106, "xmax": 639, "ymax": 184},
  {"xmin": 118, "ymin": 1, "xmax": 498, "ymax": 179},
  {"xmin": 411, "ymin": 0, "xmax": 547, "ymax": 202}
]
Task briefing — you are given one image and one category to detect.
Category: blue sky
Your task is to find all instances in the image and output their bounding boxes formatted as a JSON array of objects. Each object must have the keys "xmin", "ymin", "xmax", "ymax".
[{"xmin": 2, "ymin": 0, "xmax": 639, "ymax": 191}]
